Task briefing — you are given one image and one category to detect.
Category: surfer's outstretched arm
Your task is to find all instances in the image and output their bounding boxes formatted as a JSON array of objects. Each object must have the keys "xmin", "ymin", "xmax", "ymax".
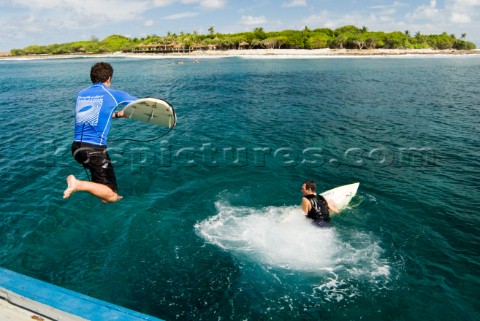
[
  {"xmin": 326, "ymin": 198, "xmax": 339, "ymax": 214},
  {"xmin": 63, "ymin": 175, "xmax": 123, "ymax": 203}
]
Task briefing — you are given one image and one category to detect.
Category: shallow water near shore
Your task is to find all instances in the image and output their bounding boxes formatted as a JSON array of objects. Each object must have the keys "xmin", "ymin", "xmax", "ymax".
[{"xmin": 0, "ymin": 56, "xmax": 479, "ymax": 320}]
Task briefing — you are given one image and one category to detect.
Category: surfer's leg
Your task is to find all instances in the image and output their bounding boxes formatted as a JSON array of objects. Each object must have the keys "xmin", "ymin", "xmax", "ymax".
[
  {"xmin": 69, "ymin": 144, "xmax": 122, "ymax": 202},
  {"xmin": 64, "ymin": 174, "xmax": 123, "ymax": 203}
]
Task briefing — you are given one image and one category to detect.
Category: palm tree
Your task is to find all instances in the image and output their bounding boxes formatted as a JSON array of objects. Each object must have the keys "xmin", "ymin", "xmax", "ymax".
[
  {"xmin": 361, "ymin": 26, "xmax": 368, "ymax": 33},
  {"xmin": 461, "ymin": 33, "xmax": 467, "ymax": 39},
  {"xmin": 208, "ymin": 26, "xmax": 215, "ymax": 35}
]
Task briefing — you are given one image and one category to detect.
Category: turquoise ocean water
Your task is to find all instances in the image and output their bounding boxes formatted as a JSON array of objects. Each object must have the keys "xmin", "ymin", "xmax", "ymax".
[{"xmin": 0, "ymin": 55, "xmax": 479, "ymax": 320}]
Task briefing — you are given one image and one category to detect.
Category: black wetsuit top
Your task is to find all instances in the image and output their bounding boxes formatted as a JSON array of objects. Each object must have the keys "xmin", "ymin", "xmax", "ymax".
[{"xmin": 304, "ymin": 194, "xmax": 330, "ymax": 222}]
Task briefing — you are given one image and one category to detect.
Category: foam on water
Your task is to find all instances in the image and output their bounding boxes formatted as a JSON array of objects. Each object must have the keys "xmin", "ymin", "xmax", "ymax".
[{"xmin": 195, "ymin": 200, "xmax": 390, "ymax": 280}]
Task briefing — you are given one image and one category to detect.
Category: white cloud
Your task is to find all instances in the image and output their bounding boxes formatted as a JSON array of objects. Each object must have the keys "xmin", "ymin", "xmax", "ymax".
[
  {"xmin": 144, "ymin": 19, "xmax": 155, "ymax": 26},
  {"xmin": 376, "ymin": 8, "xmax": 397, "ymax": 16},
  {"xmin": 370, "ymin": 1, "xmax": 408, "ymax": 9},
  {"xmin": 407, "ymin": 0, "xmax": 440, "ymax": 20},
  {"xmin": 282, "ymin": 0, "xmax": 307, "ymax": 8},
  {"xmin": 180, "ymin": 0, "xmax": 227, "ymax": 9},
  {"xmin": 7, "ymin": 0, "xmax": 226, "ymax": 23},
  {"xmin": 240, "ymin": 15, "xmax": 267, "ymax": 26},
  {"xmin": 401, "ymin": 0, "xmax": 479, "ymax": 37},
  {"xmin": 447, "ymin": 0, "xmax": 480, "ymax": 23},
  {"xmin": 451, "ymin": 0, "xmax": 480, "ymax": 5},
  {"xmin": 11, "ymin": 0, "xmax": 227, "ymax": 10},
  {"xmin": 9, "ymin": 0, "xmax": 148, "ymax": 21},
  {"xmin": 164, "ymin": 11, "xmax": 199, "ymax": 19},
  {"xmin": 302, "ymin": 10, "xmax": 338, "ymax": 28},
  {"xmin": 450, "ymin": 11, "xmax": 471, "ymax": 22},
  {"xmin": 152, "ymin": 0, "xmax": 176, "ymax": 6}
]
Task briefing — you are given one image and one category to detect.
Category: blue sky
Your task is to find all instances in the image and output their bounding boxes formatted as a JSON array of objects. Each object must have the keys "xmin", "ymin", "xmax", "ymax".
[{"xmin": 0, "ymin": 0, "xmax": 479, "ymax": 52}]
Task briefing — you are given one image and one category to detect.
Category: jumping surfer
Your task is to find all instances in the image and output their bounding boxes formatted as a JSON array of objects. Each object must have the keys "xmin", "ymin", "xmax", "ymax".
[
  {"xmin": 63, "ymin": 62, "xmax": 138, "ymax": 203},
  {"xmin": 301, "ymin": 180, "xmax": 339, "ymax": 227}
]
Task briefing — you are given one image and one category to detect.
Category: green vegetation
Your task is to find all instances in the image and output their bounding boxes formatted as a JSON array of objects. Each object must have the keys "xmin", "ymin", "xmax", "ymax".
[{"xmin": 9, "ymin": 26, "xmax": 476, "ymax": 56}]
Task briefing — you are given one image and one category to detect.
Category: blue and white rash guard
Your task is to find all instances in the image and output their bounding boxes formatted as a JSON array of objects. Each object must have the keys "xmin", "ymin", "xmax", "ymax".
[{"xmin": 74, "ymin": 83, "xmax": 137, "ymax": 146}]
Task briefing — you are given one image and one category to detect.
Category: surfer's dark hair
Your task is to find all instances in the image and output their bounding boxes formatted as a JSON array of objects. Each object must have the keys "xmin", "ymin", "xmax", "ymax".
[
  {"xmin": 303, "ymin": 180, "xmax": 316, "ymax": 192},
  {"xmin": 90, "ymin": 62, "xmax": 113, "ymax": 83}
]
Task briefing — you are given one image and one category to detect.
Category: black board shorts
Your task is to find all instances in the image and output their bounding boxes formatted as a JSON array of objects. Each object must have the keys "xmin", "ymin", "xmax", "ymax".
[{"xmin": 71, "ymin": 142, "xmax": 118, "ymax": 193}]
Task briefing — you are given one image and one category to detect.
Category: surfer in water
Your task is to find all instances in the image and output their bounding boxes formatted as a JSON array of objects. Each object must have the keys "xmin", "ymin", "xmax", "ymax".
[
  {"xmin": 301, "ymin": 180, "xmax": 339, "ymax": 227},
  {"xmin": 63, "ymin": 62, "xmax": 138, "ymax": 203}
]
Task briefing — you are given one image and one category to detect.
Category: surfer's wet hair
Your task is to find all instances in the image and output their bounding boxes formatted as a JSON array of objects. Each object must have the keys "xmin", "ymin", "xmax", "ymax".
[
  {"xmin": 303, "ymin": 180, "xmax": 316, "ymax": 192},
  {"xmin": 90, "ymin": 62, "xmax": 113, "ymax": 84}
]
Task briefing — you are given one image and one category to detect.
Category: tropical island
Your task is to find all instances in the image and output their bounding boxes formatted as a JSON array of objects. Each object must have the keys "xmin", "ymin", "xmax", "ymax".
[{"xmin": 5, "ymin": 25, "xmax": 478, "ymax": 57}]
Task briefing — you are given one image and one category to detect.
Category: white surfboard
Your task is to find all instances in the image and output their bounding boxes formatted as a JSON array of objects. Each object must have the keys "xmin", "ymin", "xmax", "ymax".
[
  {"xmin": 320, "ymin": 182, "xmax": 359, "ymax": 212},
  {"xmin": 122, "ymin": 98, "xmax": 176, "ymax": 128}
]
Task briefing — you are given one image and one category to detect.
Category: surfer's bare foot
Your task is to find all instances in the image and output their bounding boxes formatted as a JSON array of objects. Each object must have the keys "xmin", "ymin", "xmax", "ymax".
[
  {"xmin": 110, "ymin": 194, "xmax": 123, "ymax": 202},
  {"xmin": 63, "ymin": 175, "xmax": 78, "ymax": 199},
  {"xmin": 102, "ymin": 194, "xmax": 123, "ymax": 203}
]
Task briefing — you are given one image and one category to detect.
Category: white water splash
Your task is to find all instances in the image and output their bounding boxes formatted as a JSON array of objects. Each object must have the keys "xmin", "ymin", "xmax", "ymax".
[{"xmin": 195, "ymin": 201, "xmax": 390, "ymax": 279}]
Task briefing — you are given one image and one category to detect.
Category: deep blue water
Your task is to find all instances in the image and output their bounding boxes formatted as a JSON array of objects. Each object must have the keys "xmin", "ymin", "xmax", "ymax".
[{"xmin": 0, "ymin": 55, "xmax": 479, "ymax": 321}]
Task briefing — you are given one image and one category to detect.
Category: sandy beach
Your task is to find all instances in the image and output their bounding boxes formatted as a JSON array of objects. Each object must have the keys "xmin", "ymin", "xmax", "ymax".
[
  {"xmin": 191, "ymin": 48, "xmax": 480, "ymax": 56},
  {"xmin": 2, "ymin": 48, "xmax": 480, "ymax": 60}
]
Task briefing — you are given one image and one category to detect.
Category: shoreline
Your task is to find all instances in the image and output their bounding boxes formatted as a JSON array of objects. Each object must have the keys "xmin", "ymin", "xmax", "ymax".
[{"xmin": 2, "ymin": 48, "xmax": 480, "ymax": 60}]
